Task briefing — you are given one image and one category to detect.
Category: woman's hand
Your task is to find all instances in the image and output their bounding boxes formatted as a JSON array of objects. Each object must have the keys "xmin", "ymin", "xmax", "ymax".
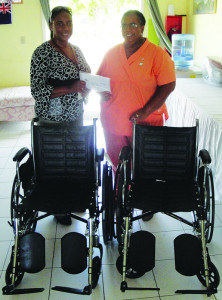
[
  {"xmin": 98, "ymin": 91, "xmax": 112, "ymax": 102},
  {"xmin": 129, "ymin": 108, "xmax": 148, "ymax": 121},
  {"xmin": 71, "ymin": 80, "xmax": 89, "ymax": 95}
]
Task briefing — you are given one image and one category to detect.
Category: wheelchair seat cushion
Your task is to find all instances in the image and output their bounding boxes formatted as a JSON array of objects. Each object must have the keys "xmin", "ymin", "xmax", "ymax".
[
  {"xmin": 22, "ymin": 180, "xmax": 94, "ymax": 213},
  {"xmin": 130, "ymin": 180, "xmax": 197, "ymax": 212}
]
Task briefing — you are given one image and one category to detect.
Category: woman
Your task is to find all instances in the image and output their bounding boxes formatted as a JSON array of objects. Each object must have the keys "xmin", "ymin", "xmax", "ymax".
[
  {"xmin": 30, "ymin": 6, "xmax": 90, "ymax": 125},
  {"xmin": 97, "ymin": 10, "xmax": 175, "ymax": 171},
  {"xmin": 97, "ymin": 10, "xmax": 176, "ymax": 221},
  {"xmin": 30, "ymin": 6, "xmax": 91, "ymax": 225}
]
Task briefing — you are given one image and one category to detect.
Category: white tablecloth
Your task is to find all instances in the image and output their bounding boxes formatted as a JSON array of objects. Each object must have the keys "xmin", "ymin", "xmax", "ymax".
[{"xmin": 166, "ymin": 78, "xmax": 222, "ymax": 203}]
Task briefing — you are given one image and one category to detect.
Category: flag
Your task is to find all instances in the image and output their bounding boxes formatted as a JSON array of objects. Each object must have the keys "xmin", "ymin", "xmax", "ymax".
[{"xmin": 0, "ymin": 0, "xmax": 12, "ymax": 25}]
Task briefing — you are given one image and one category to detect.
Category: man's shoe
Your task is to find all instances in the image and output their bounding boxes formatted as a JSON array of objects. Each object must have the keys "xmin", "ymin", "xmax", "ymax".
[
  {"xmin": 55, "ymin": 215, "xmax": 72, "ymax": 225},
  {"xmin": 142, "ymin": 211, "xmax": 154, "ymax": 222}
]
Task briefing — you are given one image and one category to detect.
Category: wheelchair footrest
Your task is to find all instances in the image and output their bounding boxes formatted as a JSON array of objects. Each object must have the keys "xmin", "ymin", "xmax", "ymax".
[
  {"xmin": 2, "ymin": 284, "xmax": 44, "ymax": 295},
  {"xmin": 61, "ymin": 232, "xmax": 87, "ymax": 274},
  {"xmin": 174, "ymin": 234, "xmax": 202, "ymax": 276},
  {"xmin": 175, "ymin": 288, "xmax": 217, "ymax": 296},
  {"xmin": 20, "ymin": 233, "xmax": 45, "ymax": 273},
  {"xmin": 128, "ymin": 231, "xmax": 155, "ymax": 273},
  {"xmin": 52, "ymin": 285, "xmax": 91, "ymax": 295},
  {"xmin": 121, "ymin": 281, "xmax": 160, "ymax": 292}
]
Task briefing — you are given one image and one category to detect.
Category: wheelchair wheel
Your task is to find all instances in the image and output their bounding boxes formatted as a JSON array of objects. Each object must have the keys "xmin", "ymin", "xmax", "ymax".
[
  {"xmin": 5, "ymin": 246, "xmax": 24, "ymax": 288},
  {"xmin": 205, "ymin": 169, "xmax": 215, "ymax": 243},
  {"xmin": 116, "ymin": 166, "xmax": 125, "ymax": 245},
  {"xmin": 116, "ymin": 255, "xmax": 145, "ymax": 279},
  {"xmin": 196, "ymin": 261, "xmax": 220, "ymax": 288},
  {"xmin": 11, "ymin": 175, "xmax": 38, "ymax": 234},
  {"xmin": 92, "ymin": 256, "xmax": 102, "ymax": 289},
  {"xmin": 116, "ymin": 160, "xmax": 131, "ymax": 245},
  {"xmin": 102, "ymin": 163, "xmax": 115, "ymax": 244},
  {"xmin": 197, "ymin": 166, "xmax": 215, "ymax": 243}
]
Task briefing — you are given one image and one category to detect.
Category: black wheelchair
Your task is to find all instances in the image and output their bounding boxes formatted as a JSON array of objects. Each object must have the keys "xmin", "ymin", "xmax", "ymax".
[
  {"xmin": 2, "ymin": 118, "xmax": 104, "ymax": 296},
  {"xmin": 102, "ymin": 120, "xmax": 220, "ymax": 297}
]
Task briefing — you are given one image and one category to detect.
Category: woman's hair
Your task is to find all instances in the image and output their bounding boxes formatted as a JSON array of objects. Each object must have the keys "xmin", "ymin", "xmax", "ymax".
[
  {"xmin": 121, "ymin": 10, "xmax": 146, "ymax": 26},
  {"xmin": 49, "ymin": 6, "xmax": 72, "ymax": 24},
  {"xmin": 49, "ymin": 6, "xmax": 72, "ymax": 39}
]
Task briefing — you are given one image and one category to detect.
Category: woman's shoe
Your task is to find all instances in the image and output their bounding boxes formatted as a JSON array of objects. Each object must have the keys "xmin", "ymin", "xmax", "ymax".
[
  {"xmin": 55, "ymin": 215, "xmax": 72, "ymax": 225},
  {"xmin": 142, "ymin": 211, "xmax": 154, "ymax": 222}
]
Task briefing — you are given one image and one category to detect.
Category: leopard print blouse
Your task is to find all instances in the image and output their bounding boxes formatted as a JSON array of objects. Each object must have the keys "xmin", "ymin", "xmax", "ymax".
[{"xmin": 30, "ymin": 41, "xmax": 91, "ymax": 122}]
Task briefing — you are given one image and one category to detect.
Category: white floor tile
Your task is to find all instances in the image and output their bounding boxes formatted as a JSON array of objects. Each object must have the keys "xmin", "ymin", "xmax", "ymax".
[
  {"xmin": 214, "ymin": 214, "xmax": 222, "ymax": 227},
  {"xmin": 0, "ymin": 147, "xmax": 13, "ymax": 158},
  {"xmin": 211, "ymin": 255, "xmax": 222, "ymax": 291},
  {"xmin": 101, "ymin": 238, "xmax": 119, "ymax": 265},
  {"xmin": 35, "ymin": 215, "xmax": 57, "ymax": 239},
  {"xmin": 154, "ymin": 260, "xmax": 214, "ymax": 297},
  {"xmin": 55, "ymin": 213, "xmax": 88, "ymax": 238},
  {"xmin": 0, "ymin": 157, "xmax": 9, "ymax": 169},
  {"xmin": 154, "ymin": 230, "xmax": 185, "ymax": 261},
  {"xmin": 215, "ymin": 204, "xmax": 222, "ymax": 224},
  {"xmin": 0, "ymin": 269, "xmax": 51, "ymax": 300},
  {"xmin": 1, "ymin": 121, "xmax": 222, "ymax": 300},
  {"xmin": 45, "ymin": 239, "xmax": 56, "ymax": 268},
  {"xmin": 140, "ymin": 213, "xmax": 184, "ymax": 233},
  {"xmin": 161, "ymin": 294, "xmax": 217, "ymax": 299},
  {"xmin": 103, "ymin": 264, "xmax": 159, "ymax": 300},
  {"xmin": 215, "ymin": 290, "xmax": 222, "ymax": 300},
  {"xmin": 50, "ymin": 267, "xmax": 104, "ymax": 300},
  {"xmin": 0, "ymin": 168, "xmax": 15, "ymax": 183},
  {"xmin": 52, "ymin": 239, "xmax": 61, "ymax": 268},
  {"xmin": 208, "ymin": 227, "xmax": 222, "ymax": 255},
  {"xmin": 0, "ymin": 121, "xmax": 27, "ymax": 132},
  {"xmin": 0, "ymin": 182, "xmax": 12, "ymax": 199},
  {"xmin": 0, "ymin": 218, "xmax": 13, "ymax": 241},
  {"xmin": 0, "ymin": 241, "xmax": 10, "ymax": 271},
  {"xmin": 0, "ymin": 198, "xmax": 10, "ymax": 218},
  {"xmin": 0, "ymin": 139, "xmax": 18, "ymax": 148}
]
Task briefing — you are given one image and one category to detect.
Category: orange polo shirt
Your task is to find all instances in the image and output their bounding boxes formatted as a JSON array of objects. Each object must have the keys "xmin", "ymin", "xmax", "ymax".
[{"xmin": 97, "ymin": 39, "xmax": 176, "ymax": 136}]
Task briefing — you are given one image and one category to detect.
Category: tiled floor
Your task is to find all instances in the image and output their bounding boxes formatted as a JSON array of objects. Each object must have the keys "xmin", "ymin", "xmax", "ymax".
[{"xmin": 0, "ymin": 120, "xmax": 222, "ymax": 300}]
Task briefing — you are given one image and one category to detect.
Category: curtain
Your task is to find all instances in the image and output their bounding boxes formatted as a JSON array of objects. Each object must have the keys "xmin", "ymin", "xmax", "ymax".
[
  {"xmin": 40, "ymin": 0, "xmax": 51, "ymax": 27},
  {"xmin": 146, "ymin": 0, "xmax": 172, "ymax": 54}
]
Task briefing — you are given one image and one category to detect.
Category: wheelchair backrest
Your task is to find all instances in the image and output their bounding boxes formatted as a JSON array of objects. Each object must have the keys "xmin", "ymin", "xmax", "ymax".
[
  {"xmin": 133, "ymin": 125, "xmax": 197, "ymax": 182},
  {"xmin": 32, "ymin": 123, "xmax": 95, "ymax": 183}
]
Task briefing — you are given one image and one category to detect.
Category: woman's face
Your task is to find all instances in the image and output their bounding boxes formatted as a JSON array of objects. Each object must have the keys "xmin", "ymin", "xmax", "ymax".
[
  {"xmin": 50, "ymin": 11, "xmax": 73, "ymax": 42},
  {"xmin": 121, "ymin": 14, "xmax": 144, "ymax": 46}
]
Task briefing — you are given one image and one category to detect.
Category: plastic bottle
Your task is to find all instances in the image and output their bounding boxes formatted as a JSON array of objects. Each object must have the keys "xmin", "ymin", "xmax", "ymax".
[{"xmin": 172, "ymin": 34, "xmax": 195, "ymax": 69}]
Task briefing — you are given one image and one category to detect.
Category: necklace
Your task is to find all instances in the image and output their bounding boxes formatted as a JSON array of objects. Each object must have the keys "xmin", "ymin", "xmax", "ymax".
[{"xmin": 51, "ymin": 39, "xmax": 78, "ymax": 65}]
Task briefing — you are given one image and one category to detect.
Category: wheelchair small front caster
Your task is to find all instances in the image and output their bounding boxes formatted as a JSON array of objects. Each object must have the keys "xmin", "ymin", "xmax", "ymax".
[{"xmin": 120, "ymin": 281, "xmax": 127, "ymax": 292}]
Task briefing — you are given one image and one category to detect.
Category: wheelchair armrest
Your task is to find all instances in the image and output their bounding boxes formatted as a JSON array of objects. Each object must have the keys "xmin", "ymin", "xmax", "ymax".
[
  {"xmin": 13, "ymin": 147, "xmax": 31, "ymax": 163},
  {"xmin": 119, "ymin": 146, "xmax": 131, "ymax": 161},
  {"xmin": 198, "ymin": 149, "xmax": 211, "ymax": 164},
  {"xmin": 96, "ymin": 148, "xmax": 105, "ymax": 162}
]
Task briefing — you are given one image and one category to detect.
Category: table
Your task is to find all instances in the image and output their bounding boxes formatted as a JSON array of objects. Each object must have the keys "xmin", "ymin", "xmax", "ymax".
[{"xmin": 166, "ymin": 78, "xmax": 222, "ymax": 203}]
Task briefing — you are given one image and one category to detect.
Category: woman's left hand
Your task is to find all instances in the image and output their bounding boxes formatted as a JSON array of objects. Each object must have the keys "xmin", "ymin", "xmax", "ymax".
[
  {"xmin": 81, "ymin": 86, "xmax": 90, "ymax": 98},
  {"xmin": 129, "ymin": 108, "xmax": 148, "ymax": 121}
]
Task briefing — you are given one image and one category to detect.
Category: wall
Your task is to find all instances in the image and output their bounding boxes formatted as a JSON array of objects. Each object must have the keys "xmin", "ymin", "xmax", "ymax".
[
  {"xmin": 0, "ymin": 0, "xmax": 43, "ymax": 87},
  {"xmin": 186, "ymin": 0, "xmax": 222, "ymax": 67},
  {"xmin": 145, "ymin": 0, "xmax": 187, "ymax": 45},
  {"xmin": 158, "ymin": 0, "xmax": 187, "ymax": 24},
  {"xmin": 1, "ymin": 1, "xmax": 221, "ymax": 86}
]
